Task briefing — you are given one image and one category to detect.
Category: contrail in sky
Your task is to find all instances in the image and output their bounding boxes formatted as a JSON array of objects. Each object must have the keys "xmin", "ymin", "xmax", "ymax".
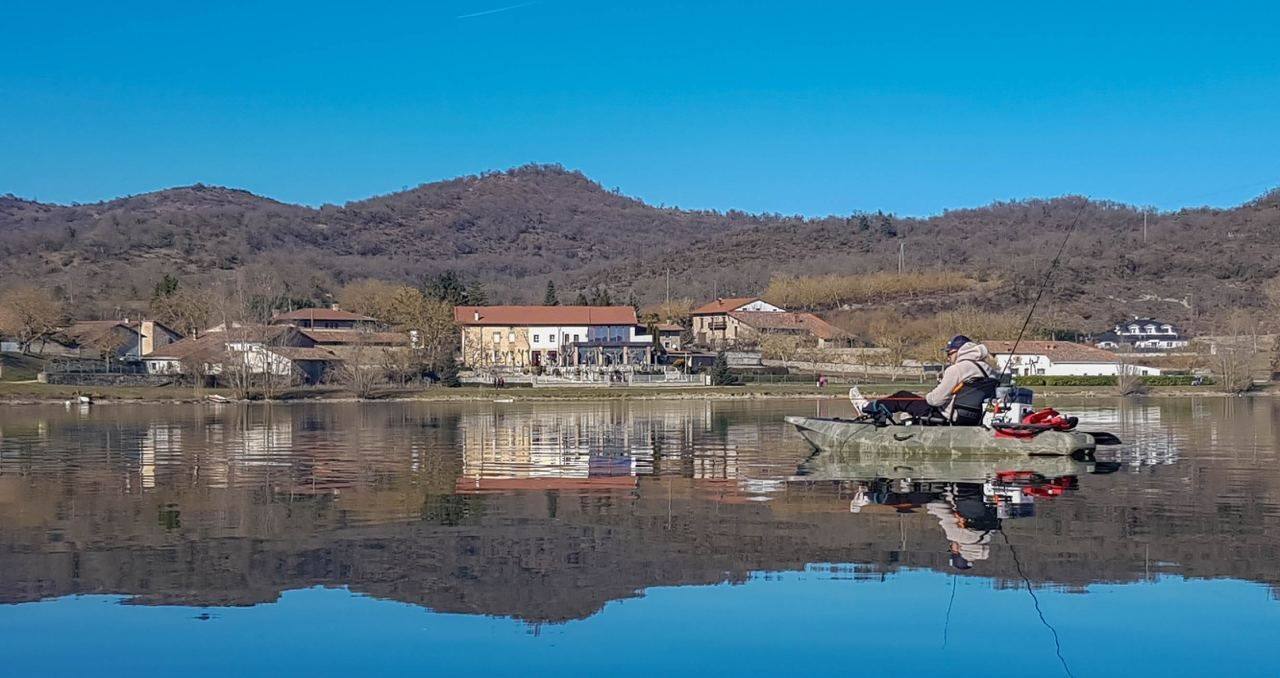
[{"xmin": 456, "ymin": 1, "xmax": 540, "ymax": 19}]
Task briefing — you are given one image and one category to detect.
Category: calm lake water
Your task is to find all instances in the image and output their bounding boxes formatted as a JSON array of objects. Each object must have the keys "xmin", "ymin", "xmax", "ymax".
[{"xmin": 1, "ymin": 397, "xmax": 1278, "ymax": 676}]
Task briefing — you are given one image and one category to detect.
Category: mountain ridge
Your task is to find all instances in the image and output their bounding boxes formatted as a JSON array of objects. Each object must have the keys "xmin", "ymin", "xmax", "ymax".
[{"xmin": 2, "ymin": 164, "xmax": 1278, "ymax": 333}]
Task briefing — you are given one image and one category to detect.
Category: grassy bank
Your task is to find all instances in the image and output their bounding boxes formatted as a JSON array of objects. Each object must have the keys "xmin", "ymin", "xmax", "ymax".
[{"xmin": 0, "ymin": 380, "xmax": 1250, "ymax": 404}]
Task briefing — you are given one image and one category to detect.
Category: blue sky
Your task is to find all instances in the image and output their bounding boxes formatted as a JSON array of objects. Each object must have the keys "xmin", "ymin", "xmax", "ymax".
[{"xmin": 2, "ymin": 1, "xmax": 1278, "ymax": 215}]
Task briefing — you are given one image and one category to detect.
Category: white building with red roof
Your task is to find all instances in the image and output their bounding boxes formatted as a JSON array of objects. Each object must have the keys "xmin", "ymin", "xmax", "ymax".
[
  {"xmin": 455, "ymin": 305, "xmax": 653, "ymax": 369},
  {"xmin": 988, "ymin": 340, "xmax": 1162, "ymax": 377}
]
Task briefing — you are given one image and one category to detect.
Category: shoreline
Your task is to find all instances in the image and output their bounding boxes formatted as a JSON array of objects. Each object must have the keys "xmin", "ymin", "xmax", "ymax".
[{"xmin": 0, "ymin": 382, "xmax": 1257, "ymax": 405}]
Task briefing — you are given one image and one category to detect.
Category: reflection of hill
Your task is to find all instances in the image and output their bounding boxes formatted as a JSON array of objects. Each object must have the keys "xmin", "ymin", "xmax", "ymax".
[{"xmin": 1, "ymin": 398, "xmax": 1279, "ymax": 622}]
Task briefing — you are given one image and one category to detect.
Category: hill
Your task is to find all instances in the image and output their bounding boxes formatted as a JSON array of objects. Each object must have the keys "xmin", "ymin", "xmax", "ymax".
[{"xmin": 2, "ymin": 164, "xmax": 1278, "ymax": 334}]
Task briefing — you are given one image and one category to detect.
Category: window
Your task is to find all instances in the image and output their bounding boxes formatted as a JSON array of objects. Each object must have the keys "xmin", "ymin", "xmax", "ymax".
[
  {"xmin": 533, "ymin": 334, "xmax": 540, "ymax": 343},
  {"xmin": 574, "ymin": 334, "xmax": 580, "ymax": 342},
  {"xmin": 508, "ymin": 332, "xmax": 515, "ymax": 342},
  {"xmin": 493, "ymin": 332, "xmax": 501, "ymax": 343}
]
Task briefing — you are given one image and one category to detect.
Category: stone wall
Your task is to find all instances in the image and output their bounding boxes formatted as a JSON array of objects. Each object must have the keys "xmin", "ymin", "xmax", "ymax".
[{"xmin": 40, "ymin": 372, "xmax": 178, "ymax": 387}]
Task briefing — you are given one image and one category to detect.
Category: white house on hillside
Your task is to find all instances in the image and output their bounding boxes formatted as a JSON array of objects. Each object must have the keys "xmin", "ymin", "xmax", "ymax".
[
  {"xmin": 1094, "ymin": 317, "xmax": 1189, "ymax": 351},
  {"xmin": 988, "ymin": 340, "xmax": 1162, "ymax": 377}
]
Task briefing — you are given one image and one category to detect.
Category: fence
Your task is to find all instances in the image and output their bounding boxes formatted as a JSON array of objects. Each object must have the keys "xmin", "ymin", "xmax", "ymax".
[
  {"xmin": 759, "ymin": 359, "xmax": 935, "ymax": 382},
  {"xmin": 43, "ymin": 358, "xmax": 147, "ymax": 375},
  {"xmin": 734, "ymin": 372, "xmax": 930, "ymax": 385}
]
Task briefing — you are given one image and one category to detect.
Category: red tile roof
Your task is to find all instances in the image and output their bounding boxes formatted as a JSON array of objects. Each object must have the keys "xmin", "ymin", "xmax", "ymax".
[
  {"xmin": 143, "ymin": 334, "xmax": 228, "ymax": 362},
  {"xmin": 272, "ymin": 308, "xmax": 376, "ymax": 322},
  {"xmin": 729, "ymin": 311, "xmax": 847, "ymax": 340},
  {"xmin": 691, "ymin": 297, "xmax": 763, "ymax": 315},
  {"xmin": 455, "ymin": 305, "xmax": 638, "ymax": 326},
  {"xmin": 299, "ymin": 329, "xmax": 409, "ymax": 345},
  {"xmin": 986, "ymin": 340, "xmax": 1120, "ymax": 363},
  {"xmin": 267, "ymin": 346, "xmax": 341, "ymax": 361}
]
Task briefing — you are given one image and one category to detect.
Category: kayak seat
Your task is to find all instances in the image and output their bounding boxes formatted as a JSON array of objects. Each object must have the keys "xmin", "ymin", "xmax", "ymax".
[
  {"xmin": 950, "ymin": 377, "xmax": 1000, "ymax": 426},
  {"xmin": 913, "ymin": 412, "xmax": 953, "ymax": 426},
  {"xmin": 908, "ymin": 377, "xmax": 1000, "ymax": 427}
]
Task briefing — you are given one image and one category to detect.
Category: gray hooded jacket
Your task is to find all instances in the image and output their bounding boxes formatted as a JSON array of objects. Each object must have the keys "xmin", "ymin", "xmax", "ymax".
[{"xmin": 925, "ymin": 342, "xmax": 994, "ymax": 419}]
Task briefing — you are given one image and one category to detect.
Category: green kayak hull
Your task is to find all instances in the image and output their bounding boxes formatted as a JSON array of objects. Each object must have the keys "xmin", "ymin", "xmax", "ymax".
[
  {"xmin": 784, "ymin": 416, "xmax": 1096, "ymax": 457},
  {"xmin": 795, "ymin": 445, "xmax": 1085, "ymax": 483}
]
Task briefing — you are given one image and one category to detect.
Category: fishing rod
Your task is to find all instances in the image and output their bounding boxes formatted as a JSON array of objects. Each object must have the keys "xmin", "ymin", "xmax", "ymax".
[{"xmin": 998, "ymin": 199, "xmax": 1091, "ymax": 380}]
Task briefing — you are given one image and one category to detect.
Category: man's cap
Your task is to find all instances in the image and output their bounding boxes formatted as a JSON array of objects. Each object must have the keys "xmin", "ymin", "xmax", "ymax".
[{"xmin": 945, "ymin": 335, "xmax": 972, "ymax": 352}]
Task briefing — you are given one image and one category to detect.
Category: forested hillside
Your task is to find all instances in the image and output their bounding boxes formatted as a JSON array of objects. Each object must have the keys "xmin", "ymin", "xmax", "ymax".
[{"xmin": 2, "ymin": 164, "xmax": 1277, "ymax": 334}]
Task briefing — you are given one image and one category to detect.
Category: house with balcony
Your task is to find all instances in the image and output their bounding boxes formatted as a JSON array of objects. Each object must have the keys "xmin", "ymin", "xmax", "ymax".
[
  {"xmin": 690, "ymin": 297, "xmax": 849, "ymax": 349},
  {"xmin": 1094, "ymin": 317, "xmax": 1189, "ymax": 351},
  {"xmin": 691, "ymin": 297, "xmax": 785, "ymax": 348}
]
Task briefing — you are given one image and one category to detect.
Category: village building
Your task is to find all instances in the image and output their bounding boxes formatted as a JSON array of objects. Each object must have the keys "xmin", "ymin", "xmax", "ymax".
[
  {"xmin": 143, "ymin": 325, "xmax": 341, "ymax": 385},
  {"xmin": 5, "ymin": 320, "xmax": 183, "ymax": 358},
  {"xmin": 988, "ymin": 340, "xmax": 1162, "ymax": 377},
  {"xmin": 691, "ymin": 297, "xmax": 785, "ymax": 347},
  {"xmin": 1094, "ymin": 317, "xmax": 1189, "ymax": 351},
  {"xmin": 270, "ymin": 307, "xmax": 377, "ymax": 330},
  {"xmin": 653, "ymin": 323, "xmax": 684, "ymax": 352},
  {"xmin": 455, "ymin": 305, "xmax": 656, "ymax": 369},
  {"xmin": 690, "ymin": 297, "xmax": 849, "ymax": 349},
  {"xmin": 59, "ymin": 320, "xmax": 184, "ymax": 358}
]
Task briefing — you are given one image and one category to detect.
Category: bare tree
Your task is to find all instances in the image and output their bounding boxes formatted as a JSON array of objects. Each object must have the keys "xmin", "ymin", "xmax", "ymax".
[
  {"xmin": 152, "ymin": 287, "xmax": 214, "ymax": 337},
  {"xmin": 0, "ymin": 286, "xmax": 65, "ymax": 353},
  {"xmin": 760, "ymin": 333, "xmax": 804, "ymax": 373},
  {"xmin": 84, "ymin": 326, "xmax": 132, "ymax": 372},
  {"xmin": 1204, "ymin": 311, "xmax": 1261, "ymax": 394},
  {"xmin": 334, "ymin": 326, "xmax": 385, "ymax": 398},
  {"xmin": 1113, "ymin": 359, "xmax": 1150, "ymax": 396}
]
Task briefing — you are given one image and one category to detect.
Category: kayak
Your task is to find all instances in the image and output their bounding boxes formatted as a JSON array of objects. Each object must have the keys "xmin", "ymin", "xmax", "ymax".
[
  {"xmin": 784, "ymin": 415, "xmax": 1098, "ymax": 456},
  {"xmin": 794, "ymin": 443, "xmax": 1086, "ymax": 483}
]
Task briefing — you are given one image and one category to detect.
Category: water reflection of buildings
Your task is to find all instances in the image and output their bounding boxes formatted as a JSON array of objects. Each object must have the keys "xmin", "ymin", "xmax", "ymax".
[
  {"xmin": 3, "ymin": 399, "xmax": 1280, "ymax": 624},
  {"xmin": 456, "ymin": 404, "xmax": 750, "ymax": 493}
]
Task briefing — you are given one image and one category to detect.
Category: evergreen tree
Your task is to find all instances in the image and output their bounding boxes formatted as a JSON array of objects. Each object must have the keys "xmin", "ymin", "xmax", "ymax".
[
  {"xmin": 152, "ymin": 274, "xmax": 180, "ymax": 302},
  {"xmin": 648, "ymin": 321, "xmax": 665, "ymax": 356},
  {"xmin": 857, "ymin": 215, "xmax": 871, "ymax": 232},
  {"xmin": 465, "ymin": 281, "xmax": 489, "ymax": 306},
  {"xmin": 588, "ymin": 286, "xmax": 613, "ymax": 306},
  {"xmin": 627, "ymin": 291, "xmax": 640, "ymax": 315},
  {"xmin": 424, "ymin": 271, "xmax": 467, "ymax": 305},
  {"xmin": 543, "ymin": 280, "xmax": 559, "ymax": 306},
  {"xmin": 878, "ymin": 212, "xmax": 897, "ymax": 237},
  {"xmin": 574, "ymin": 291, "xmax": 589, "ymax": 306},
  {"xmin": 710, "ymin": 351, "xmax": 736, "ymax": 386},
  {"xmin": 436, "ymin": 351, "xmax": 461, "ymax": 387}
]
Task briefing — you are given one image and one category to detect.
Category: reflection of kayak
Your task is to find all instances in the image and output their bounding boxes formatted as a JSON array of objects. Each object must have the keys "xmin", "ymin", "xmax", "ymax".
[
  {"xmin": 785, "ymin": 416, "xmax": 1096, "ymax": 456},
  {"xmin": 794, "ymin": 444, "xmax": 1084, "ymax": 483}
]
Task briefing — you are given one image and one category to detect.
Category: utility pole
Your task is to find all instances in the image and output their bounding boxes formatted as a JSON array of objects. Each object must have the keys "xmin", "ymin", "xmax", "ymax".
[
  {"xmin": 898, "ymin": 241, "xmax": 905, "ymax": 274},
  {"xmin": 665, "ymin": 268, "xmax": 670, "ymax": 303},
  {"xmin": 1143, "ymin": 211, "xmax": 1148, "ymax": 243}
]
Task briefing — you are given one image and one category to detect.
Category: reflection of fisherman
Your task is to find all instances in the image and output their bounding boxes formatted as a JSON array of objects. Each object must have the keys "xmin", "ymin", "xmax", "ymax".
[
  {"xmin": 849, "ymin": 480, "xmax": 937, "ymax": 513},
  {"xmin": 926, "ymin": 484, "xmax": 1000, "ymax": 570}
]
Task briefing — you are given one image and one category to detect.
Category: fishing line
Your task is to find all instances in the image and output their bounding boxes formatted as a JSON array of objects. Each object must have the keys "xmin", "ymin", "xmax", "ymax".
[
  {"xmin": 942, "ymin": 572, "xmax": 957, "ymax": 649},
  {"xmin": 1002, "ymin": 530, "xmax": 1074, "ymax": 678},
  {"xmin": 999, "ymin": 199, "xmax": 1091, "ymax": 379}
]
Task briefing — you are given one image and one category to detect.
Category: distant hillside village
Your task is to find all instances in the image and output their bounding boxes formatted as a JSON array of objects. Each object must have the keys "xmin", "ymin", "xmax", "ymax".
[{"xmin": 3, "ymin": 270, "xmax": 1268, "ymax": 395}]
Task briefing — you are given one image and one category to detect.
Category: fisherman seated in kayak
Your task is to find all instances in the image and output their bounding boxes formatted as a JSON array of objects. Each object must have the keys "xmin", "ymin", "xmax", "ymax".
[{"xmin": 850, "ymin": 335, "xmax": 998, "ymax": 426}]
